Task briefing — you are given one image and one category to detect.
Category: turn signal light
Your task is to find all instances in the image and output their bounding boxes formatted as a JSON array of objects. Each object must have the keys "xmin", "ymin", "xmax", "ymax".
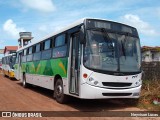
[{"xmin": 83, "ymin": 73, "xmax": 88, "ymax": 78}]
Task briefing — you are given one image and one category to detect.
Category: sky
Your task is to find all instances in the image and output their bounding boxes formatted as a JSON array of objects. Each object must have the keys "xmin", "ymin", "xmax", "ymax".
[{"xmin": 0, "ymin": 0, "xmax": 160, "ymax": 55}]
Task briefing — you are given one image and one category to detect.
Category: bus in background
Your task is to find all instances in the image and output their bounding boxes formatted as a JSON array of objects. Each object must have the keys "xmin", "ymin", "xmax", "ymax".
[
  {"xmin": 14, "ymin": 18, "xmax": 142, "ymax": 103},
  {"xmin": 0, "ymin": 59, "xmax": 2, "ymax": 70},
  {"xmin": 2, "ymin": 54, "xmax": 16, "ymax": 79}
]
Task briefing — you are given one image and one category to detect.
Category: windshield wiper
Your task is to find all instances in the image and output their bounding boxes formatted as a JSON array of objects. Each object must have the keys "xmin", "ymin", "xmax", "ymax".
[
  {"xmin": 121, "ymin": 33, "xmax": 130, "ymax": 59},
  {"xmin": 121, "ymin": 40, "xmax": 126, "ymax": 58},
  {"xmin": 100, "ymin": 28, "xmax": 111, "ymax": 40},
  {"xmin": 100, "ymin": 28, "xmax": 115, "ymax": 50}
]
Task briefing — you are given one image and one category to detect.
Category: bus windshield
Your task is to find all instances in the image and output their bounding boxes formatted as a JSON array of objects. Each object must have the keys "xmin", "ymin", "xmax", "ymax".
[
  {"xmin": 9, "ymin": 55, "xmax": 16, "ymax": 69},
  {"xmin": 84, "ymin": 29, "xmax": 141, "ymax": 73}
]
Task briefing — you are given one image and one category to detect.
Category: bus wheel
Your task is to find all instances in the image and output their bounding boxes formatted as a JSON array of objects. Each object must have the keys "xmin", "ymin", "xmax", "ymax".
[
  {"xmin": 22, "ymin": 74, "xmax": 28, "ymax": 88},
  {"xmin": 54, "ymin": 79, "xmax": 68, "ymax": 104},
  {"xmin": 4, "ymin": 74, "xmax": 7, "ymax": 77}
]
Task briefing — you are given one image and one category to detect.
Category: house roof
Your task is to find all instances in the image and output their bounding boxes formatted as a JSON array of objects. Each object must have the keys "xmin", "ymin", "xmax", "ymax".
[
  {"xmin": 142, "ymin": 46, "xmax": 160, "ymax": 52},
  {"xmin": 4, "ymin": 46, "xmax": 18, "ymax": 54}
]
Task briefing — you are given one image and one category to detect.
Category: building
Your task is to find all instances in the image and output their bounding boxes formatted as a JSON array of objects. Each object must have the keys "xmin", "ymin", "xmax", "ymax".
[
  {"xmin": 142, "ymin": 46, "xmax": 160, "ymax": 62},
  {"xmin": 18, "ymin": 32, "xmax": 33, "ymax": 49},
  {"xmin": 4, "ymin": 46, "xmax": 18, "ymax": 56}
]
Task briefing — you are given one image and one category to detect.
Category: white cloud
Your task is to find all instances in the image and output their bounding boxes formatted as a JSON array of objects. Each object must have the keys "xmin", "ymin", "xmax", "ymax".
[
  {"xmin": 38, "ymin": 25, "xmax": 47, "ymax": 31},
  {"xmin": 122, "ymin": 14, "xmax": 158, "ymax": 36},
  {"xmin": 3, "ymin": 19, "xmax": 25, "ymax": 38},
  {"xmin": 0, "ymin": 40, "xmax": 5, "ymax": 44},
  {"xmin": 20, "ymin": 0, "xmax": 55, "ymax": 12}
]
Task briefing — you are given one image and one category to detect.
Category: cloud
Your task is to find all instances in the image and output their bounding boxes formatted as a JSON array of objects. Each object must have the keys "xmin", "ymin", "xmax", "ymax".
[
  {"xmin": 20, "ymin": 0, "xmax": 55, "ymax": 12},
  {"xmin": 38, "ymin": 25, "xmax": 47, "ymax": 31},
  {"xmin": 121, "ymin": 14, "xmax": 158, "ymax": 36},
  {"xmin": 0, "ymin": 40, "xmax": 5, "ymax": 44},
  {"xmin": 3, "ymin": 19, "xmax": 25, "ymax": 38}
]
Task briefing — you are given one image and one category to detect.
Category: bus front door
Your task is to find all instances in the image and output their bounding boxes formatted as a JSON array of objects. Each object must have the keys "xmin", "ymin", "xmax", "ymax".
[
  {"xmin": 15, "ymin": 52, "xmax": 22, "ymax": 81},
  {"xmin": 69, "ymin": 32, "xmax": 81, "ymax": 95}
]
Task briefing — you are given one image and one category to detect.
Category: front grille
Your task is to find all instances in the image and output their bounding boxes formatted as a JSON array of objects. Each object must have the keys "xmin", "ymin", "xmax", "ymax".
[
  {"xmin": 102, "ymin": 93, "xmax": 132, "ymax": 96},
  {"xmin": 102, "ymin": 82, "xmax": 132, "ymax": 87}
]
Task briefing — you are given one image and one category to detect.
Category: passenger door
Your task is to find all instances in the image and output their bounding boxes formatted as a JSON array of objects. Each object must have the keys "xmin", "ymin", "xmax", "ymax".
[
  {"xmin": 69, "ymin": 32, "xmax": 81, "ymax": 95},
  {"xmin": 15, "ymin": 52, "xmax": 23, "ymax": 80}
]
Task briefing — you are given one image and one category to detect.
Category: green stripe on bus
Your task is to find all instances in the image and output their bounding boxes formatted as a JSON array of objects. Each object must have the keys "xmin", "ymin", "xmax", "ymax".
[{"xmin": 20, "ymin": 58, "xmax": 68, "ymax": 77}]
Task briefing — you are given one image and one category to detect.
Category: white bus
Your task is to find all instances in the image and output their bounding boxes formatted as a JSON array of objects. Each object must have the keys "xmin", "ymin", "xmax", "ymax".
[
  {"xmin": 2, "ymin": 54, "xmax": 16, "ymax": 79},
  {"xmin": 14, "ymin": 18, "xmax": 142, "ymax": 103}
]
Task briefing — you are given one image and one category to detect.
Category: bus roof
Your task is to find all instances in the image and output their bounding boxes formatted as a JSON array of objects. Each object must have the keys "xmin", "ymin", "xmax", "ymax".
[
  {"xmin": 17, "ymin": 18, "xmax": 86, "ymax": 52},
  {"xmin": 2, "ymin": 53, "xmax": 16, "ymax": 58},
  {"xmin": 17, "ymin": 18, "xmax": 136, "ymax": 52}
]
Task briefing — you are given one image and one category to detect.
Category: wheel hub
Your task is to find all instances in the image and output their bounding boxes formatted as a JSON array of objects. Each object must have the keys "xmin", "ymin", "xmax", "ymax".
[
  {"xmin": 56, "ymin": 85, "xmax": 62, "ymax": 97},
  {"xmin": 23, "ymin": 79, "xmax": 25, "ymax": 86}
]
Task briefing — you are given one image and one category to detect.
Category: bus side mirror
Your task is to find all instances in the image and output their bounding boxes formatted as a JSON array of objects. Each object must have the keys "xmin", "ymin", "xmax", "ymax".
[{"xmin": 80, "ymin": 27, "xmax": 85, "ymax": 44}]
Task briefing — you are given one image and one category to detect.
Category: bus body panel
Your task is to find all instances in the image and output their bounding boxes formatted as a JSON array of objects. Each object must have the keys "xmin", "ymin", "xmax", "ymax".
[
  {"xmin": 78, "ymin": 65, "xmax": 142, "ymax": 99},
  {"xmin": 14, "ymin": 64, "xmax": 21, "ymax": 80},
  {"xmin": 24, "ymin": 73, "xmax": 69, "ymax": 93},
  {"xmin": 79, "ymin": 83, "xmax": 141, "ymax": 99},
  {"xmin": 85, "ymin": 71, "xmax": 142, "ymax": 89},
  {"xmin": 2, "ymin": 54, "xmax": 16, "ymax": 78},
  {"xmin": 8, "ymin": 70, "xmax": 15, "ymax": 78},
  {"xmin": 19, "ymin": 58, "xmax": 69, "ymax": 92}
]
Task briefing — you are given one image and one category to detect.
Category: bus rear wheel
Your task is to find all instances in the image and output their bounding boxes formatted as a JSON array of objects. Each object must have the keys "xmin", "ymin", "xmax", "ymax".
[{"xmin": 54, "ymin": 79, "xmax": 68, "ymax": 104}]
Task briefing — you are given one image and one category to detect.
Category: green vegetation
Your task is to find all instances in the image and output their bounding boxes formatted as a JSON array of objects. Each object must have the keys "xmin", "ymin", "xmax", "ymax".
[{"xmin": 138, "ymin": 80, "xmax": 160, "ymax": 110}]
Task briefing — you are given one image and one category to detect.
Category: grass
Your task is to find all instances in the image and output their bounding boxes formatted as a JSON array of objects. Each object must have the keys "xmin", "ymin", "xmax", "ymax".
[{"xmin": 138, "ymin": 79, "xmax": 160, "ymax": 111}]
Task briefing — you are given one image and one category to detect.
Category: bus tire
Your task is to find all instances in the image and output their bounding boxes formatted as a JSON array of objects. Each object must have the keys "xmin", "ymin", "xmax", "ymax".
[
  {"xmin": 4, "ymin": 74, "xmax": 7, "ymax": 77},
  {"xmin": 54, "ymin": 79, "xmax": 68, "ymax": 104},
  {"xmin": 22, "ymin": 74, "xmax": 28, "ymax": 88}
]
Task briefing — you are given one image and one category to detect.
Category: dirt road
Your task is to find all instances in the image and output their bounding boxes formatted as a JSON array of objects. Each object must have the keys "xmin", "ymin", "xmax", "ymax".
[{"xmin": 0, "ymin": 73, "xmax": 159, "ymax": 120}]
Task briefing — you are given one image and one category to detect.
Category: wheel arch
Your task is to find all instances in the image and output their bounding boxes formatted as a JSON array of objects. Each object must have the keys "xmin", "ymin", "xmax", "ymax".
[
  {"xmin": 22, "ymin": 72, "xmax": 25, "ymax": 76},
  {"xmin": 54, "ymin": 74, "xmax": 62, "ymax": 89}
]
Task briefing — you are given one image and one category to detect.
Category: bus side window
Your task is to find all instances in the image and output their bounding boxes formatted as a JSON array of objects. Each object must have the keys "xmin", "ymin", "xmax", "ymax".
[
  {"xmin": 29, "ymin": 47, "xmax": 33, "ymax": 54},
  {"xmin": 36, "ymin": 43, "xmax": 40, "ymax": 52},
  {"xmin": 55, "ymin": 34, "xmax": 66, "ymax": 47},
  {"xmin": 24, "ymin": 49, "xmax": 27, "ymax": 56},
  {"xmin": 33, "ymin": 43, "xmax": 41, "ymax": 61},
  {"xmin": 41, "ymin": 39, "xmax": 52, "ymax": 60},
  {"xmin": 22, "ymin": 49, "xmax": 26, "ymax": 63},
  {"xmin": 52, "ymin": 34, "xmax": 67, "ymax": 58},
  {"xmin": 27, "ymin": 46, "xmax": 33, "ymax": 62},
  {"xmin": 44, "ymin": 39, "xmax": 51, "ymax": 50}
]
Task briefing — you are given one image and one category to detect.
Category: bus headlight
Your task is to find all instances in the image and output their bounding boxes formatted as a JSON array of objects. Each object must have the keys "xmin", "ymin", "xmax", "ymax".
[
  {"xmin": 88, "ymin": 77, "xmax": 99, "ymax": 86},
  {"xmin": 134, "ymin": 79, "xmax": 142, "ymax": 87},
  {"xmin": 94, "ymin": 81, "xmax": 99, "ymax": 85}
]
